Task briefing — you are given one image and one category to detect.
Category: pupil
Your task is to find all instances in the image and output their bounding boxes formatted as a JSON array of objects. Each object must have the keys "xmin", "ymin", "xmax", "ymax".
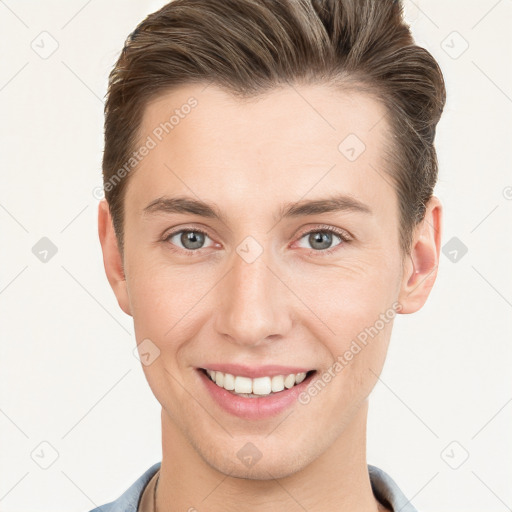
[
  {"xmin": 310, "ymin": 232, "xmax": 331, "ymax": 250},
  {"xmin": 182, "ymin": 231, "xmax": 204, "ymax": 249}
]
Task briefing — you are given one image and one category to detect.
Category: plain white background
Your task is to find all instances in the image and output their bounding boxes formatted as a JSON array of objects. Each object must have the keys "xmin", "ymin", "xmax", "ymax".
[{"xmin": 1, "ymin": 1, "xmax": 511, "ymax": 511}]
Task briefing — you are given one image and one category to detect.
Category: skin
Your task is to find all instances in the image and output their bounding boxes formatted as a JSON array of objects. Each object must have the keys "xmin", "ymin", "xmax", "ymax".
[{"xmin": 98, "ymin": 83, "xmax": 442, "ymax": 512}]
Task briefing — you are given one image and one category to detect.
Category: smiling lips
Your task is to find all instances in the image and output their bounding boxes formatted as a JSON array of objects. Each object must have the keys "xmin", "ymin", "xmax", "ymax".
[
  {"xmin": 204, "ymin": 368, "xmax": 310, "ymax": 397},
  {"xmin": 197, "ymin": 365, "xmax": 317, "ymax": 419}
]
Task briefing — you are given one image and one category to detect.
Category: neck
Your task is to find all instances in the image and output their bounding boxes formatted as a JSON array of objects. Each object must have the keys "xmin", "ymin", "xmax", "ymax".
[{"xmin": 156, "ymin": 399, "xmax": 384, "ymax": 512}]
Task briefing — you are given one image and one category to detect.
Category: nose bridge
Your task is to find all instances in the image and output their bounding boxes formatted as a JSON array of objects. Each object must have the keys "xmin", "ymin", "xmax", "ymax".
[{"xmin": 214, "ymin": 240, "xmax": 291, "ymax": 346}]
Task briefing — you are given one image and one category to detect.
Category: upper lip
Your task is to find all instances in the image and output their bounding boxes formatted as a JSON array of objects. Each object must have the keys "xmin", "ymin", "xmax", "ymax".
[{"xmin": 198, "ymin": 364, "xmax": 314, "ymax": 379}]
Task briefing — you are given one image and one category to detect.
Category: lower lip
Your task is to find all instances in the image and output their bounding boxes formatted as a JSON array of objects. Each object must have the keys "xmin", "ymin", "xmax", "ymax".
[{"xmin": 197, "ymin": 368, "xmax": 316, "ymax": 420}]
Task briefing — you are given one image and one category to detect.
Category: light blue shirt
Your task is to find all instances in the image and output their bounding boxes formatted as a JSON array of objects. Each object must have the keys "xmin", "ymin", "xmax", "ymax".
[{"xmin": 88, "ymin": 462, "xmax": 418, "ymax": 512}]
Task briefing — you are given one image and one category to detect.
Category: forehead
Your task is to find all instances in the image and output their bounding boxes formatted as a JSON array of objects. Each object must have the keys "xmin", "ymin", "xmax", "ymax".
[
  {"xmin": 139, "ymin": 82, "xmax": 388, "ymax": 153},
  {"xmin": 126, "ymin": 82, "xmax": 394, "ymax": 218}
]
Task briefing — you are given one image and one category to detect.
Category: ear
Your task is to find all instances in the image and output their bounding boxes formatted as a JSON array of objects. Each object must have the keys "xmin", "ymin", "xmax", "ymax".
[
  {"xmin": 397, "ymin": 196, "xmax": 442, "ymax": 314},
  {"xmin": 97, "ymin": 199, "xmax": 132, "ymax": 316}
]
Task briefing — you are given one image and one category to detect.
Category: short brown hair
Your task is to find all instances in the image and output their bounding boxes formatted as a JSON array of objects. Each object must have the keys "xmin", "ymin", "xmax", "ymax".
[{"xmin": 102, "ymin": 0, "xmax": 446, "ymax": 256}]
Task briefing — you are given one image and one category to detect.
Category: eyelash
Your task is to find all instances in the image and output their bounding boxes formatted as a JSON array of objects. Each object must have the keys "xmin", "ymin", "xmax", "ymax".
[{"xmin": 162, "ymin": 225, "xmax": 352, "ymax": 257}]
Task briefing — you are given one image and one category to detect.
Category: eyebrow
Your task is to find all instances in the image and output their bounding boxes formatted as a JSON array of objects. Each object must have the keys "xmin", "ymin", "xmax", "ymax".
[{"xmin": 142, "ymin": 193, "xmax": 372, "ymax": 223}]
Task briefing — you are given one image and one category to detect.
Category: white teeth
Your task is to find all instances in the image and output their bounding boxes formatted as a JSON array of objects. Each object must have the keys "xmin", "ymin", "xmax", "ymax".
[
  {"xmin": 223, "ymin": 373, "xmax": 235, "ymax": 390},
  {"xmin": 252, "ymin": 376, "xmax": 272, "ymax": 395},
  {"xmin": 295, "ymin": 372, "xmax": 306, "ymax": 384},
  {"xmin": 204, "ymin": 369, "xmax": 311, "ymax": 396},
  {"xmin": 234, "ymin": 376, "xmax": 252, "ymax": 394},
  {"xmin": 284, "ymin": 374, "xmax": 296, "ymax": 389},
  {"xmin": 271, "ymin": 375, "xmax": 284, "ymax": 392}
]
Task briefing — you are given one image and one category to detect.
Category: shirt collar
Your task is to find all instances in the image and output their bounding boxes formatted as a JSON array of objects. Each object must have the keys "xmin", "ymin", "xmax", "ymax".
[{"xmin": 89, "ymin": 462, "xmax": 418, "ymax": 512}]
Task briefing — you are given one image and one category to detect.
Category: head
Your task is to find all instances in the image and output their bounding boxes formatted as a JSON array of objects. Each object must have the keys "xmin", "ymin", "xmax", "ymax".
[{"xmin": 99, "ymin": 0, "xmax": 445, "ymax": 479}]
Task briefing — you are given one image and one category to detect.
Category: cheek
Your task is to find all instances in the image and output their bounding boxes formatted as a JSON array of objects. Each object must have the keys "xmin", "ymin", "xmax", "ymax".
[
  {"xmin": 309, "ymin": 256, "xmax": 400, "ymax": 335},
  {"xmin": 314, "ymin": 318, "xmax": 394, "ymax": 423},
  {"xmin": 126, "ymin": 258, "xmax": 215, "ymax": 346},
  {"xmin": 305, "ymin": 253, "xmax": 400, "ymax": 388}
]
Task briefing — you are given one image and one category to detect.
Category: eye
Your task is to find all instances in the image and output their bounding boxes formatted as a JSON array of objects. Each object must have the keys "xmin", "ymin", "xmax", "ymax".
[
  {"xmin": 162, "ymin": 225, "xmax": 352, "ymax": 256},
  {"xmin": 164, "ymin": 228, "xmax": 215, "ymax": 253},
  {"xmin": 295, "ymin": 226, "xmax": 351, "ymax": 255}
]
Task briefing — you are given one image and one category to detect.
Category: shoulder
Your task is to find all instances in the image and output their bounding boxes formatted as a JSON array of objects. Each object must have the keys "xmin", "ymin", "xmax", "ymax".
[
  {"xmin": 87, "ymin": 462, "xmax": 161, "ymax": 512},
  {"xmin": 368, "ymin": 464, "xmax": 418, "ymax": 512}
]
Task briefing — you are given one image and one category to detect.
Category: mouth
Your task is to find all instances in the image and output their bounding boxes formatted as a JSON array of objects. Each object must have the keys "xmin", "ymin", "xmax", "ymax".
[{"xmin": 199, "ymin": 367, "xmax": 317, "ymax": 398}]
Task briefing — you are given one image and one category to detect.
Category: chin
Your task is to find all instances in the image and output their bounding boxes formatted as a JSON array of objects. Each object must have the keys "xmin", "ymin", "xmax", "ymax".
[{"xmin": 198, "ymin": 439, "xmax": 313, "ymax": 481}]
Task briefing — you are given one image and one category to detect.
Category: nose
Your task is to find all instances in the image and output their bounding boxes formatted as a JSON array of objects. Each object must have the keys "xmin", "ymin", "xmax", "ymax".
[{"xmin": 213, "ymin": 245, "xmax": 293, "ymax": 348}]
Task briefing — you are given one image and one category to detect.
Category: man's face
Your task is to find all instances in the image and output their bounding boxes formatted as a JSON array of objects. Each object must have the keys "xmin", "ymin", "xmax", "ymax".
[{"xmin": 112, "ymin": 83, "xmax": 410, "ymax": 478}]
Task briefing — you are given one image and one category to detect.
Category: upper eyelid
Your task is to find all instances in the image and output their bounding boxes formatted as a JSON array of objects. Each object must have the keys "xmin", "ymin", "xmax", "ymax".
[
  {"xmin": 299, "ymin": 224, "xmax": 352, "ymax": 240},
  {"xmin": 164, "ymin": 224, "xmax": 351, "ymax": 238}
]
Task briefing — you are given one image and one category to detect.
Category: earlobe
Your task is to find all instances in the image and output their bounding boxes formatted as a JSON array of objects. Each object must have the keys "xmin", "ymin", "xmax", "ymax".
[
  {"xmin": 97, "ymin": 199, "xmax": 132, "ymax": 316},
  {"xmin": 398, "ymin": 196, "xmax": 442, "ymax": 314}
]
